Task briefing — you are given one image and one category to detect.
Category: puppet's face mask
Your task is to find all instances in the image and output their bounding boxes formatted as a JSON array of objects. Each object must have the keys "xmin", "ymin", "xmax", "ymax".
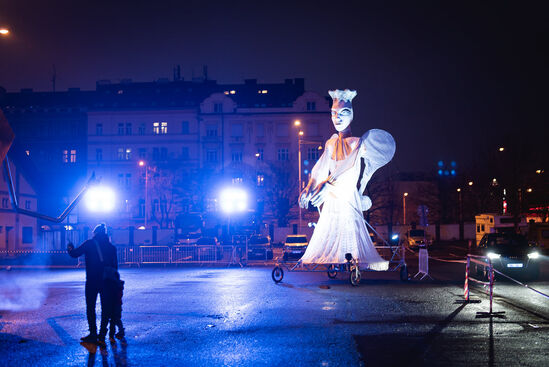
[
  {"xmin": 331, "ymin": 106, "xmax": 353, "ymax": 132},
  {"xmin": 328, "ymin": 89, "xmax": 357, "ymax": 132}
]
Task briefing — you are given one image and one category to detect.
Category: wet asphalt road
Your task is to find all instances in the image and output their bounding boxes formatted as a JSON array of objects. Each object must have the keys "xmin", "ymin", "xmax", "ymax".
[{"xmin": 1, "ymin": 249, "xmax": 548, "ymax": 366}]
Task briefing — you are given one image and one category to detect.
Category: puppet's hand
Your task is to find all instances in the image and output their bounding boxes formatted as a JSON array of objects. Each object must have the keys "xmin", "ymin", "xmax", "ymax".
[
  {"xmin": 309, "ymin": 179, "xmax": 333, "ymax": 207},
  {"xmin": 299, "ymin": 184, "xmax": 313, "ymax": 209}
]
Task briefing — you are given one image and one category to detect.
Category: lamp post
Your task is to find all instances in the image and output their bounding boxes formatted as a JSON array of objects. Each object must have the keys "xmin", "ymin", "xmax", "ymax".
[
  {"xmin": 403, "ymin": 192, "xmax": 408, "ymax": 225},
  {"xmin": 139, "ymin": 160, "xmax": 148, "ymax": 227},
  {"xmin": 294, "ymin": 120, "xmax": 303, "ymax": 232}
]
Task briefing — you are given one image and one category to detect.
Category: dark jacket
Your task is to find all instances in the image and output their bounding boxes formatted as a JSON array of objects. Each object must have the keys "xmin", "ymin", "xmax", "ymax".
[{"xmin": 68, "ymin": 233, "xmax": 118, "ymax": 284}]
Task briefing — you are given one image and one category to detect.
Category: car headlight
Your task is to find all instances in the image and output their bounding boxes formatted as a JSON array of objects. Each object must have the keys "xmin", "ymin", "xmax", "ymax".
[
  {"xmin": 528, "ymin": 251, "xmax": 540, "ymax": 259},
  {"xmin": 487, "ymin": 252, "xmax": 500, "ymax": 259}
]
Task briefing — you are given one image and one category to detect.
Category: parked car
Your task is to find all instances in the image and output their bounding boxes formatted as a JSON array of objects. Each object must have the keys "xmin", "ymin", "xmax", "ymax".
[
  {"xmin": 473, "ymin": 233, "xmax": 541, "ymax": 280},
  {"xmin": 406, "ymin": 229, "xmax": 431, "ymax": 250},
  {"xmin": 247, "ymin": 235, "xmax": 273, "ymax": 260},
  {"xmin": 196, "ymin": 237, "xmax": 223, "ymax": 260},
  {"xmin": 283, "ymin": 235, "xmax": 309, "ymax": 261}
]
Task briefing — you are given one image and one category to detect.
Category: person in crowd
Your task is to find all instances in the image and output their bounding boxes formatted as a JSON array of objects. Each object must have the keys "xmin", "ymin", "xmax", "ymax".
[{"xmin": 67, "ymin": 223, "xmax": 118, "ymax": 344}]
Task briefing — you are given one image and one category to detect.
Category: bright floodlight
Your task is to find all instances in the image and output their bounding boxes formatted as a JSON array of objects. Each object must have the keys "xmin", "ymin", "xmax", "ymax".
[
  {"xmin": 219, "ymin": 187, "xmax": 248, "ymax": 214},
  {"xmin": 85, "ymin": 186, "xmax": 116, "ymax": 212},
  {"xmin": 0, "ymin": 28, "xmax": 9, "ymax": 35}
]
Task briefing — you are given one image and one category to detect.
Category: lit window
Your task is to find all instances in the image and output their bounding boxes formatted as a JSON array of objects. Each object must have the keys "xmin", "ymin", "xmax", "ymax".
[
  {"xmin": 278, "ymin": 148, "xmax": 289, "ymax": 161},
  {"xmin": 62, "ymin": 149, "xmax": 69, "ymax": 163},
  {"xmin": 161, "ymin": 122, "xmax": 168, "ymax": 134},
  {"xmin": 125, "ymin": 148, "xmax": 131, "ymax": 160},
  {"xmin": 70, "ymin": 149, "xmax": 77, "ymax": 163},
  {"xmin": 257, "ymin": 174, "xmax": 265, "ymax": 187},
  {"xmin": 153, "ymin": 122, "xmax": 160, "ymax": 134},
  {"xmin": 261, "ymin": 90, "xmax": 268, "ymax": 94},
  {"xmin": 230, "ymin": 90, "xmax": 236, "ymax": 95},
  {"xmin": 96, "ymin": 149, "xmax": 103, "ymax": 161},
  {"xmin": 117, "ymin": 148, "xmax": 125, "ymax": 160},
  {"xmin": 224, "ymin": 91, "xmax": 229, "ymax": 95},
  {"xmin": 25, "ymin": 150, "xmax": 30, "ymax": 156},
  {"xmin": 118, "ymin": 123, "xmax": 124, "ymax": 135},
  {"xmin": 232, "ymin": 177, "xmax": 243, "ymax": 184}
]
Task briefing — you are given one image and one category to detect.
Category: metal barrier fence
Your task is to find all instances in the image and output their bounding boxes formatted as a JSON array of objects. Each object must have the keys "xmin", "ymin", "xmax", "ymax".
[{"xmin": 1, "ymin": 244, "xmax": 278, "ymax": 267}]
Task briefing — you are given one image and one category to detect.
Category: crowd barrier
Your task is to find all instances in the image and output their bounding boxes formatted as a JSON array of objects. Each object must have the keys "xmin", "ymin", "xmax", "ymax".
[{"xmin": 465, "ymin": 253, "xmax": 549, "ymax": 316}]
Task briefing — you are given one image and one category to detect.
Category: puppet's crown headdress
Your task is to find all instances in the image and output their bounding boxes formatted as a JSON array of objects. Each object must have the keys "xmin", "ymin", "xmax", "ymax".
[{"xmin": 328, "ymin": 89, "xmax": 357, "ymax": 104}]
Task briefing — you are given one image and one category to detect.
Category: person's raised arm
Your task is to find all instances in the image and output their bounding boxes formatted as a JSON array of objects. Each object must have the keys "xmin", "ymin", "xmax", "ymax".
[{"xmin": 67, "ymin": 240, "xmax": 87, "ymax": 258}]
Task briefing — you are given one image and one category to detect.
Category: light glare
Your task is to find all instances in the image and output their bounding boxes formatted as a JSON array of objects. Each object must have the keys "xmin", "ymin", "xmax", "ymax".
[
  {"xmin": 219, "ymin": 187, "xmax": 248, "ymax": 214},
  {"xmin": 85, "ymin": 186, "xmax": 116, "ymax": 212}
]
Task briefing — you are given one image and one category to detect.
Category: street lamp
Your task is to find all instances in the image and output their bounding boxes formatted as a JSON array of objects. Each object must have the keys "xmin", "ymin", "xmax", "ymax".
[
  {"xmin": 0, "ymin": 28, "xmax": 9, "ymax": 36},
  {"xmin": 139, "ymin": 160, "xmax": 149, "ymax": 227},
  {"xmin": 403, "ymin": 192, "xmax": 408, "ymax": 225},
  {"xmin": 498, "ymin": 147, "xmax": 505, "ymax": 152},
  {"xmin": 84, "ymin": 186, "xmax": 116, "ymax": 213},
  {"xmin": 457, "ymin": 188, "xmax": 462, "ymax": 223}
]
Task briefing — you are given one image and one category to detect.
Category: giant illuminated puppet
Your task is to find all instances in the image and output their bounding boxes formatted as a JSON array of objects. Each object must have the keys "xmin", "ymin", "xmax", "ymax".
[{"xmin": 299, "ymin": 89, "xmax": 395, "ymax": 270}]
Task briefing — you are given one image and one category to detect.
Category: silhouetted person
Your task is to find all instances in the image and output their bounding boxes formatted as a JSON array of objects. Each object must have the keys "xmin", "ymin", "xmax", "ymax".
[
  {"xmin": 105, "ymin": 273, "xmax": 125, "ymax": 342},
  {"xmin": 67, "ymin": 223, "xmax": 118, "ymax": 344}
]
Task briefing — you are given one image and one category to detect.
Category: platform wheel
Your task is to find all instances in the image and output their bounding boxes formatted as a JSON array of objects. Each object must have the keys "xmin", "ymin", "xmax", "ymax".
[
  {"xmin": 327, "ymin": 265, "xmax": 338, "ymax": 279},
  {"xmin": 349, "ymin": 266, "xmax": 361, "ymax": 286},
  {"xmin": 400, "ymin": 264, "xmax": 409, "ymax": 282},
  {"xmin": 272, "ymin": 266, "xmax": 284, "ymax": 283}
]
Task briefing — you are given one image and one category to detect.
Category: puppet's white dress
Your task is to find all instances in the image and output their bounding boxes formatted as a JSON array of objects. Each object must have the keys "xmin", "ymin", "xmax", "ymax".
[{"xmin": 300, "ymin": 129, "xmax": 395, "ymax": 270}]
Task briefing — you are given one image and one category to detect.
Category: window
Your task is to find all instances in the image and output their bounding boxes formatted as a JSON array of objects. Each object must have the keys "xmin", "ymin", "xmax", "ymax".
[
  {"xmin": 214, "ymin": 103, "xmax": 223, "ymax": 113},
  {"xmin": 118, "ymin": 123, "xmax": 124, "ymax": 135},
  {"xmin": 181, "ymin": 147, "xmax": 189, "ymax": 160},
  {"xmin": 160, "ymin": 148, "xmax": 168, "ymax": 160},
  {"xmin": 256, "ymin": 123, "xmax": 265, "ymax": 137},
  {"xmin": 125, "ymin": 174, "xmax": 131, "ymax": 190},
  {"xmin": 25, "ymin": 200, "xmax": 31, "ymax": 210},
  {"xmin": 138, "ymin": 148, "xmax": 146, "ymax": 159},
  {"xmin": 118, "ymin": 174, "xmax": 124, "ymax": 187},
  {"xmin": 125, "ymin": 148, "xmax": 131, "ymax": 160},
  {"xmin": 306, "ymin": 101, "xmax": 316, "ymax": 111},
  {"xmin": 153, "ymin": 199, "xmax": 159, "ymax": 213},
  {"xmin": 307, "ymin": 147, "xmax": 321, "ymax": 161},
  {"xmin": 153, "ymin": 148, "xmax": 160, "ymax": 161},
  {"xmin": 257, "ymin": 174, "xmax": 265, "ymax": 187},
  {"xmin": 278, "ymin": 148, "xmax": 289, "ymax": 161},
  {"xmin": 126, "ymin": 123, "xmax": 132, "ymax": 135},
  {"xmin": 231, "ymin": 151, "xmax": 243, "ymax": 162},
  {"xmin": 139, "ymin": 199, "xmax": 145, "ymax": 217},
  {"xmin": 206, "ymin": 150, "xmax": 217, "ymax": 162},
  {"xmin": 256, "ymin": 148, "xmax": 264, "ymax": 161},
  {"xmin": 232, "ymin": 177, "xmax": 243, "ymax": 184},
  {"xmin": 96, "ymin": 149, "xmax": 103, "ymax": 161},
  {"xmin": 308, "ymin": 122, "xmax": 318, "ymax": 136},
  {"xmin": 22, "ymin": 227, "xmax": 33, "ymax": 244},
  {"xmin": 96, "ymin": 123, "xmax": 103, "ymax": 135},
  {"xmin": 153, "ymin": 122, "xmax": 160, "ymax": 134},
  {"xmin": 70, "ymin": 149, "xmax": 77, "ymax": 163},
  {"xmin": 138, "ymin": 123, "xmax": 146, "ymax": 135},
  {"xmin": 62, "ymin": 150, "xmax": 69, "ymax": 163},
  {"xmin": 206, "ymin": 124, "xmax": 218, "ymax": 137},
  {"xmin": 231, "ymin": 123, "xmax": 243, "ymax": 137},
  {"xmin": 117, "ymin": 148, "xmax": 125, "ymax": 160},
  {"xmin": 2, "ymin": 198, "xmax": 8, "ymax": 208},
  {"xmin": 276, "ymin": 124, "xmax": 289, "ymax": 137},
  {"xmin": 181, "ymin": 121, "xmax": 189, "ymax": 134},
  {"xmin": 161, "ymin": 122, "xmax": 168, "ymax": 134}
]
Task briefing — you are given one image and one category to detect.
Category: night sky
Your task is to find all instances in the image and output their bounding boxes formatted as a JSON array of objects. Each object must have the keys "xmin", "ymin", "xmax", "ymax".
[{"xmin": 0, "ymin": 1, "xmax": 547, "ymax": 172}]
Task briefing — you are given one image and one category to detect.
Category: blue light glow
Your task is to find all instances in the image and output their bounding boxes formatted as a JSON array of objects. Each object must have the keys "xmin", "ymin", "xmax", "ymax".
[
  {"xmin": 304, "ymin": 160, "xmax": 309, "ymax": 166},
  {"xmin": 438, "ymin": 169, "xmax": 443, "ymax": 175},
  {"xmin": 451, "ymin": 170, "xmax": 456, "ymax": 175},
  {"xmin": 437, "ymin": 161, "xmax": 444, "ymax": 167}
]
